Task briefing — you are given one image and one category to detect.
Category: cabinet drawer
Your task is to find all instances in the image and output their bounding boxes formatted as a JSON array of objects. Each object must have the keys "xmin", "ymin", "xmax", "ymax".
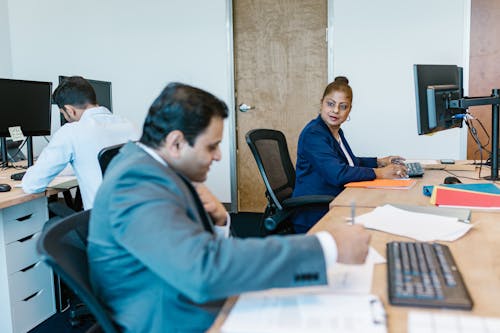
[
  {"xmin": 6, "ymin": 232, "xmax": 41, "ymax": 275},
  {"xmin": 9, "ymin": 261, "xmax": 53, "ymax": 303},
  {"xmin": 2, "ymin": 197, "xmax": 46, "ymax": 221},
  {"xmin": 3, "ymin": 210, "xmax": 47, "ymax": 244},
  {"xmin": 11, "ymin": 286, "xmax": 55, "ymax": 333}
]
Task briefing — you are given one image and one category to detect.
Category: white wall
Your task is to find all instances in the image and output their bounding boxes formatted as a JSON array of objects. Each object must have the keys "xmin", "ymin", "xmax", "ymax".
[
  {"xmin": 329, "ymin": 0, "xmax": 470, "ymax": 160},
  {"xmin": 7, "ymin": 0, "xmax": 235, "ymax": 203},
  {"xmin": 0, "ymin": 0, "xmax": 12, "ymax": 77}
]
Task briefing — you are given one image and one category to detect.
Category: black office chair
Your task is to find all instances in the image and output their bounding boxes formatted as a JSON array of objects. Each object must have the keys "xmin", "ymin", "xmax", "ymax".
[
  {"xmin": 37, "ymin": 210, "xmax": 120, "ymax": 333},
  {"xmin": 246, "ymin": 129, "xmax": 335, "ymax": 235},
  {"xmin": 98, "ymin": 143, "xmax": 125, "ymax": 176}
]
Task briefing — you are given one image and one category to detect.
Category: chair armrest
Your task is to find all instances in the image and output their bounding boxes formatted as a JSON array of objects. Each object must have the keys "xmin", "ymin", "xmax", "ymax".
[
  {"xmin": 282, "ymin": 195, "xmax": 335, "ymax": 209},
  {"xmin": 264, "ymin": 195, "xmax": 335, "ymax": 232}
]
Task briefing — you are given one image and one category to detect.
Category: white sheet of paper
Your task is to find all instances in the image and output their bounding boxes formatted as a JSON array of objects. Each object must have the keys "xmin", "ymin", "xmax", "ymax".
[
  {"xmin": 356, "ymin": 205, "xmax": 472, "ymax": 242},
  {"xmin": 408, "ymin": 311, "xmax": 500, "ymax": 333},
  {"xmin": 47, "ymin": 176, "xmax": 78, "ymax": 189},
  {"xmin": 247, "ymin": 246, "xmax": 385, "ymax": 297},
  {"xmin": 222, "ymin": 293, "xmax": 386, "ymax": 333}
]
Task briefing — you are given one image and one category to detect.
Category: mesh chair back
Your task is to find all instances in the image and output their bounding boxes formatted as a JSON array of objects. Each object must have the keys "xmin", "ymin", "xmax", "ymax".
[
  {"xmin": 246, "ymin": 129, "xmax": 296, "ymax": 209},
  {"xmin": 98, "ymin": 143, "xmax": 125, "ymax": 176},
  {"xmin": 37, "ymin": 210, "xmax": 119, "ymax": 333}
]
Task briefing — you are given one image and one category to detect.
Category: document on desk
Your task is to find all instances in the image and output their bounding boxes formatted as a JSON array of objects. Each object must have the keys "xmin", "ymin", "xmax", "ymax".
[
  {"xmin": 221, "ymin": 293, "xmax": 386, "ymax": 333},
  {"xmin": 256, "ymin": 247, "xmax": 385, "ymax": 296},
  {"xmin": 408, "ymin": 311, "xmax": 500, "ymax": 333},
  {"xmin": 356, "ymin": 204, "xmax": 472, "ymax": 242},
  {"xmin": 48, "ymin": 176, "xmax": 78, "ymax": 189},
  {"xmin": 327, "ymin": 246, "xmax": 385, "ymax": 294}
]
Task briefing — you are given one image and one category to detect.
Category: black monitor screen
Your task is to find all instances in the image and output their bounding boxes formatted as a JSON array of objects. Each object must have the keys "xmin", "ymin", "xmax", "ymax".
[
  {"xmin": 58, "ymin": 76, "xmax": 112, "ymax": 125},
  {"xmin": 0, "ymin": 78, "xmax": 52, "ymax": 137},
  {"xmin": 413, "ymin": 64, "xmax": 464, "ymax": 135}
]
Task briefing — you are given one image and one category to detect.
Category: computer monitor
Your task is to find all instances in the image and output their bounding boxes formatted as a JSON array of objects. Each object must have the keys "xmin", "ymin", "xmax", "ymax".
[
  {"xmin": 0, "ymin": 78, "xmax": 52, "ymax": 137},
  {"xmin": 58, "ymin": 76, "xmax": 113, "ymax": 125},
  {"xmin": 413, "ymin": 64, "xmax": 465, "ymax": 135},
  {"xmin": 0, "ymin": 78, "xmax": 52, "ymax": 166}
]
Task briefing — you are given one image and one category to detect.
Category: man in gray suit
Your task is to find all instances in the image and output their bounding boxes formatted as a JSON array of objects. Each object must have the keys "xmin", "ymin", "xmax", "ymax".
[{"xmin": 87, "ymin": 82, "xmax": 371, "ymax": 333}]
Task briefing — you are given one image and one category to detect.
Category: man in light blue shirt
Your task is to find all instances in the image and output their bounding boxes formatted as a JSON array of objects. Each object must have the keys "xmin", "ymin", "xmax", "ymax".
[{"xmin": 22, "ymin": 76, "xmax": 139, "ymax": 209}]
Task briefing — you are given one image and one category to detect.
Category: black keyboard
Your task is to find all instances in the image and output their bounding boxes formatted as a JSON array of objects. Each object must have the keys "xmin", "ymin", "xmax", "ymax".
[
  {"xmin": 405, "ymin": 162, "xmax": 424, "ymax": 177},
  {"xmin": 10, "ymin": 171, "xmax": 26, "ymax": 181},
  {"xmin": 387, "ymin": 241, "xmax": 472, "ymax": 310}
]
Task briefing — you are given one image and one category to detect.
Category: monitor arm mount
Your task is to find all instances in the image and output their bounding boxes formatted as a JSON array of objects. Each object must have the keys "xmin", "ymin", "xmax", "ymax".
[{"xmin": 449, "ymin": 88, "xmax": 500, "ymax": 180}]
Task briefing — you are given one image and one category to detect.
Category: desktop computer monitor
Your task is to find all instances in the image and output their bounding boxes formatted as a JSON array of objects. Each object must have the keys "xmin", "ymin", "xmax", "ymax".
[
  {"xmin": 58, "ymin": 76, "xmax": 113, "ymax": 125},
  {"xmin": 0, "ymin": 78, "xmax": 52, "ymax": 137},
  {"xmin": 0, "ymin": 78, "xmax": 52, "ymax": 166},
  {"xmin": 413, "ymin": 64, "xmax": 464, "ymax": 135}
]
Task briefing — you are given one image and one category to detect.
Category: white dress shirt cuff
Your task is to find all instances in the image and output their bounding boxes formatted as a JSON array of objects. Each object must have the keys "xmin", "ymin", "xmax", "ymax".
[
  {"xmin": 315, "ymin": 231, "xmax": 338, "ymax": 284},
  {"xmin": 214, "ymin": 212, "xmax": 231, "ymax": 238}
]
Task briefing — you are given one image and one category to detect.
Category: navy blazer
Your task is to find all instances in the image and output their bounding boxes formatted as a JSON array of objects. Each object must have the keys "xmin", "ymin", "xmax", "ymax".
[
  {"xmin": 88, "ymin": 142, "xmax": 328, "ymax": 333},
  {"xmin": 292, "ymin": 116, "xmax": 377, "ymax": 233}
]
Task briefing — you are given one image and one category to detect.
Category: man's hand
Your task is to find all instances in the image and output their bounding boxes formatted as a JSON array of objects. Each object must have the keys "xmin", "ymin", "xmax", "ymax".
[
  {"xmin": 318, "ymin": 223, "xmax": 371, "ymax": 264},
  {"xmin": 193, "ymin": 183, "xmax": 227, "ymax": 226}
]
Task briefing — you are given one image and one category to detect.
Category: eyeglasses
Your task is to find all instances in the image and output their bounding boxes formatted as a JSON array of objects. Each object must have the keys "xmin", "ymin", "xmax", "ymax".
[{"xmin": 326, "ymin": 100, "xmax": 350, "ymax": 112}]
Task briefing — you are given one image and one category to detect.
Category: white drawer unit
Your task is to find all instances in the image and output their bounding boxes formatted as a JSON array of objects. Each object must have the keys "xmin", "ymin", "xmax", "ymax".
[{"xmin": 0, "ymin": 197, "xmax": 55, "ymax": 333}]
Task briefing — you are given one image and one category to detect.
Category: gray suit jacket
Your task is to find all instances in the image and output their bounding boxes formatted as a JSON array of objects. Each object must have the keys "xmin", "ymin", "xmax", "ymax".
[{"xmin": 87, "ymin": 142, "xmax": 327, "ymax": 333}]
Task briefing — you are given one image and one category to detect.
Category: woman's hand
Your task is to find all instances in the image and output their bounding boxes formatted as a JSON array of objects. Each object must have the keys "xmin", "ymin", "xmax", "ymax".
[
  {"xmin": 377, "ymin": 155, "xmax": 405, "ymax": 167},
  {"xmin": 374, "ymin": 163, "xmax": 408, "ymax": 179}
]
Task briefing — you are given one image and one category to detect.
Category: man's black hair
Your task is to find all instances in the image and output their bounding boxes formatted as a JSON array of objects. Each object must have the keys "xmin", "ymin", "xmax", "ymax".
[
  {"xmin": 53, "ymin": 76, "xmax": 97, "ymax": 109},
  {"xmin": 140, "ymin": 82, "xmax": 228, "ymax": 148}
]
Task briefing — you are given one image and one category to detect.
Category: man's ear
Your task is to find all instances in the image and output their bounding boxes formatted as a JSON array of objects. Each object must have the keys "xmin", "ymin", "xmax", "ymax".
[
  {"xmin": 63, "ymin": 105, "xmax": 77, "ymax": 118},
  {"xmin": 164, "ymin": 130, "xmax": 186, "ymax": 158}
]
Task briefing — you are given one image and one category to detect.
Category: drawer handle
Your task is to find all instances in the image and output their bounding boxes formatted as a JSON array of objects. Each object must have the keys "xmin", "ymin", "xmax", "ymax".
[
  {"xmin": 17, "ymin": 232, "xmax": 39, "ymax": 243},
  {"xmin": 16, "ymin": 214, "xmax": 33, "ymax": 222},
  {"xmin": 22, "ymin": 290, "xmax": 42, "ymax": 302},
  {"xmin": 20, "ymin": 261, "xmax": 40, "ymax": 272}
]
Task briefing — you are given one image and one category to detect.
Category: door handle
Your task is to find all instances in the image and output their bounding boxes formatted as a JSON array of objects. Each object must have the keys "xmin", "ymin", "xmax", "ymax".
[{"xmin": 238, "ymin": 103, "xmax": 255, "ymax": 112}]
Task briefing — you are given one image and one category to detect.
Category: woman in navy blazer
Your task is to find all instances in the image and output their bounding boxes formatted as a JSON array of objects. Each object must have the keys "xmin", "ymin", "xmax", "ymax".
[{"xmin": 292, "ymin": 76, "xmax": 407, "ymax": 233}]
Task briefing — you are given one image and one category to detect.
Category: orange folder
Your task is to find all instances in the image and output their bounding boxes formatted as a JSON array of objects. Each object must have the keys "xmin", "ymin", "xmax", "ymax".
[{"xmin": 345, "ymin": 179, "xmax": 417, "ymax": 189}]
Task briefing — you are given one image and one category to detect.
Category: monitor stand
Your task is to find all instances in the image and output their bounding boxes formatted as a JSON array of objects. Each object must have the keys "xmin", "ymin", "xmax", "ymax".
[
  {"xmin": 0, "ymin": 137, "xmax": 34, "ymax": 168},
  {"xmin": 26, "ymin": 136, "xmax": 34, "ymax": 167},
  {"xmin": 450, "ymin": 88, "xmax": 500, "ymax": 180},
  {"xmin": 1, "ymin": 138, "xmax": 7, "ymax": 166},
  {"xmin": 481, "ymin": 92, "xmax": 499, "ymax": 180}
]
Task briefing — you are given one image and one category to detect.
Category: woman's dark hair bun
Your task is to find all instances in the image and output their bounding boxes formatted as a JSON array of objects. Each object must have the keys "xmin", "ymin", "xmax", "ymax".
[{"xmin": 334, "ymin": 76, "xmax": 349, "ymax": 84}]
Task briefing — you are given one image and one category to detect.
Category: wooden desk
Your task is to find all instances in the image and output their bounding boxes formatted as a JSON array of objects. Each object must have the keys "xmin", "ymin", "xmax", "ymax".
[
  {"xmin": 0, "ymin": 168, "xmax": 77, "ymax": 333},
  {"xmin": 308, "ymin": 207, "xmax": 500, "ymax": 333},
  {"xmin": 0, "ymin": 169, "xmax": 45, "ymax": 210},
  {"xmin": 210, "ymin": 166, "xmax": 500, "ymax": 333},
  {"xmin": 331, "ymin": 168, "xmax": 485, "ymax": 208}
]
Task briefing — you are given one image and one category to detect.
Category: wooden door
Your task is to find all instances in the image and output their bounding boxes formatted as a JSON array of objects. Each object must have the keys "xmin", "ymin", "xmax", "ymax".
[
  {"xmin": 468, "ymin": 0, "xmax": 500, "ymax": 159},
  {"xmin": 233, "ymin": 0, "xmax": 327, "ymax": 212}
]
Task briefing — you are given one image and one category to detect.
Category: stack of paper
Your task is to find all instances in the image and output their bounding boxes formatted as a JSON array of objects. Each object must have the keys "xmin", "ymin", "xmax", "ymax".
[
  {"xmin": 430, "ymin": 183, "xmax": 500, "ymax": 209},
  {"xmin": 221, "ymin": 293, "xmax": 387, "ymax": 333},
  {"xmin": 222, "ymin": 248, "xmax": 387, "ymax": 332},
  {"xmin": 355, "ymin": 204, "xmax": 472, "ymax": 241},
  {"xmin": 345, "ymin": 179, "xmax": 416, "ymax": 189}
]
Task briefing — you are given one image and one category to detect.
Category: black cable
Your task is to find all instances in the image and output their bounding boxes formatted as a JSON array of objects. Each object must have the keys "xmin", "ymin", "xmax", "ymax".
[
  {"xmin": 444, "ymin": 169, "xmax": 482, "ymax": 181},
  {"xmin": 465, "ymin": 116, "xmax": 485, "ymax": 177}
]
